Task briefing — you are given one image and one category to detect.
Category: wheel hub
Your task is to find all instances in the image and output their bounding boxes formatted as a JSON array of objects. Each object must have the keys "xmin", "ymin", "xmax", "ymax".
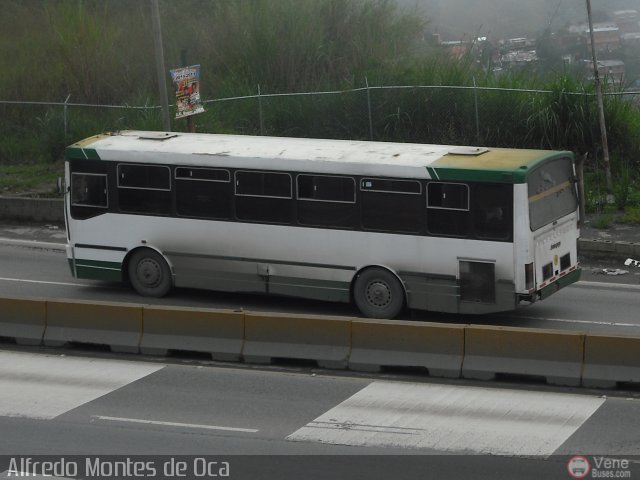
[
  {"xmin": 137, "ymin": 259, "xmax": 161, "ymax": 287},
  {"xmin": 366, "ymin": 281, "xmax": 392, "ymax": 308}
]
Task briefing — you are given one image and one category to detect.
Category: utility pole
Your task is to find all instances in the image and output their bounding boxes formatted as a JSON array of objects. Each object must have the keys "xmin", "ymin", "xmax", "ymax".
[
  {"xmin": 586, "ymin": 0, "xmax": 612, "ymax": 192},
  {"xmin": 151, "ymin": 0, "xmax": 171, "ymax": 132}
]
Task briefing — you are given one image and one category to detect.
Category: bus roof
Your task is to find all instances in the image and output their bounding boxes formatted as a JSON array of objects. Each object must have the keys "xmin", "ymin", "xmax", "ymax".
[{"xmin": 65, "ymin": 131, "xmax": 573, "ymax": 184}]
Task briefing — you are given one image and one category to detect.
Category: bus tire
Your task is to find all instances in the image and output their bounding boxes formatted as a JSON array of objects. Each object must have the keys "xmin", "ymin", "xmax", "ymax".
[
  {"xmin": 353, "ymin": 268, "xmax": 405, "ymax": 319},
  {"xmin": 128, "ymin": 249, "xmax": 172, "ymax": 298}
]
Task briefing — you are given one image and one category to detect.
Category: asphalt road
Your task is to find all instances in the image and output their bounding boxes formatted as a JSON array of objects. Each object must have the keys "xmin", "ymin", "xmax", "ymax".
[
  {"xmin": 0, "ymin": 347, "xmax": 639, "ymax": 480},
  {"xmin": 2, "ymin": 241, "xmax": 640, "ymax": 479},
  {"xmin": 1, "ymin": 242, "xmax": 639, "ymax": 336}
]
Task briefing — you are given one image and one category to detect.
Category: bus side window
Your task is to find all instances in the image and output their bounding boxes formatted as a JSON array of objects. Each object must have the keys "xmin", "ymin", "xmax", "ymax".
[
  {"xmin": 117, "ymin": 164, "xmax": 171, "ymax": 215},
  {"xmin": 473, "ymin": 183, "xmax": 513, "ymax": 241},
  {"xmin": 235, "ymin": 171, "xmax": 292, "ymax": 224},
  {"xmin": 426, "ymin": 182, "xmax": 469, "ymax": 237},
  {"xmin": 296, "ymin": 174, "xmax": 356, "ymax": 228},
  {"xmin": 175, "ymin": 167, "xmax": 231, "ymax": 219},
  {"xmin": 361, "ymin": 178, "xmax": 422, "ymax": 233},
  {"xmin": 70, "ymin": 173, "xmax": 108, "ymax": 220}
]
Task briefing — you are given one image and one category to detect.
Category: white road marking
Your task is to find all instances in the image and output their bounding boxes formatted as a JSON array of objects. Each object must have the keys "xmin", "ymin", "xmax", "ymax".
[
  {"xmin": 0, "ymin": 472, "xmax": 73, "ymax": 480},
  {"xmin": 576, "ymin": 280, "xmax": 640, "ymax": 291},
  {"xmin": 0, "ymin": 351, "xmax": 163, "ymax": 420},
  {"xmin": 287, "ymin": 381, "xmax": 605, "ymax": 456},
  {"xmin": 0, "ymin": 276, "xmax": 88, "ymax": 287},
  {"xmin": 0, "ymin": 238, "xmax": 65, "ymax": 251},
  {"xmin": 511, "ymin": 315, "xmax": 640, "ymax": 329},
  {"xmin": 91, "ymin": 415, "xmax": 259, "ymax": 433}
]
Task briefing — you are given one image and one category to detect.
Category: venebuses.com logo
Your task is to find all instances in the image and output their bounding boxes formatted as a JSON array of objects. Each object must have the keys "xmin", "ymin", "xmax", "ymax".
[
  {"xmin": 568, "ymin": 456, "xmax": 591, "ymax": 479},
  {"xmin": 567, "ymin": 455, "xmax": 632, "ymax": 479}
]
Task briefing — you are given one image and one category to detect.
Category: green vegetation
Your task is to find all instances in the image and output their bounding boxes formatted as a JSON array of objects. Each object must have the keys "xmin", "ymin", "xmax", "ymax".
[
  {"xmin": 1, "ymin": 0, "xmax": 639, "ymax": 221},
  {"xmin": 592, "ymin": 214, "xmax": 613, "ymax": 230},
  {"xmin": 620, "ymin": 206, "xmax": 640, "ymax": 225},
  {"xmin": 0, "ymin": 162, "xmax": 63, "ymax": 195}
]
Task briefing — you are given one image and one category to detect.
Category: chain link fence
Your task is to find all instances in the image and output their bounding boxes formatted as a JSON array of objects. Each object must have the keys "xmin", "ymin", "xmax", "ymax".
[{"xmin": 1, "ymin": 81, "xmax": 639, "ymax": 162}]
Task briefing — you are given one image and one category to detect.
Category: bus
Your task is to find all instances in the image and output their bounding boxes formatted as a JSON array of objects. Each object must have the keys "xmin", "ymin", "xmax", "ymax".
[{"xmin": 64, "ymin": 130, "xmax": 581, "ymax": 319}]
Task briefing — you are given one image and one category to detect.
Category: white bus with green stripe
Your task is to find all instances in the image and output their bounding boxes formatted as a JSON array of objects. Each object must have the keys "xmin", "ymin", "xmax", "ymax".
[{"xmin": 64, "ymin": 130, "xmax": 581, "ymax": 319}]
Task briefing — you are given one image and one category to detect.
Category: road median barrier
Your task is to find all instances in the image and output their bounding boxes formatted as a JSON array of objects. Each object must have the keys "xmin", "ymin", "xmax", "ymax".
[
  {"xmin": 141, "ymin": 305, "xmax": 244, "ymax": 361},
  {"xmin": 462, "ymin": 325, "xmax": 584, "ymax": 387},
  {"xmin": 0, "ymin": 296, "xmax": 47, "ymax": 345},
  {"xmin": 349, "ymin": 319, "xmax": 464, "ymax": 377},
  {"xmin": 44, "ymin": 299, "xmax": 143, "ymax": 353},
  {"xmin": 613, "ymin": 241, "xmax": 640, "ymax": 257},
  {"xmin": 582, "ymin": 334, "xmax": 640, "ymax": 388},
  {"xmin": 243, "ymin": 311, "xmax": 351, "ymax": 369}
]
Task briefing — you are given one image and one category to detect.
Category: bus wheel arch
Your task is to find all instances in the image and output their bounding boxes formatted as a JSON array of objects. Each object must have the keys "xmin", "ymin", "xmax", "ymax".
[
  {"xmin": 351, "ymin": 266, "xmax": 407, "ymax": 319},
  {"xmin": 124, "ymin": 247, "xmax": 173, "ymax": 298}
]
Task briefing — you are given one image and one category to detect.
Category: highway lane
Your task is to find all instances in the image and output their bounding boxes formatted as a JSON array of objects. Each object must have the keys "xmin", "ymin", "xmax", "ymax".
[
  {"xmin": 1, "ymin": 347, "xmax": 639, "ymax": 480},
  {"xmin": 1, "ymin": 243, "xmax": 640, "ymax": 335}
]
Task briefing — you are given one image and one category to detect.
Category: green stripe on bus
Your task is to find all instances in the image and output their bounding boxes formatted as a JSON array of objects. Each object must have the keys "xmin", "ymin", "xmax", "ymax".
[
  {"xmin": 74, "ymin": 259, "xmax": 122, "ymax": 281},
  {"xmin": 428, "ymin": 168, "xmax": 522, "ymax": 184},
  {"xmin": 64, "ymin": 147, "xmax": 101, "ymax": 160},
  {"xmin": 269, "ymin": 275, "xmax": 350, "ymax": 303}
]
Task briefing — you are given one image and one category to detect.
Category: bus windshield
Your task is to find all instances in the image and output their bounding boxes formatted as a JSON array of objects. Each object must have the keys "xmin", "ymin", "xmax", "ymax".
[{"xmin": 527, "ymin": 156, "xmax": 578, "ymax": 230}]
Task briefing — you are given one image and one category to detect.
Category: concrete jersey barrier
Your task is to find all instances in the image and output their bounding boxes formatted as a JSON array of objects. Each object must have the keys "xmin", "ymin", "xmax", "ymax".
[
  {"xmin": 44, "ymin": 298, "xmax": 143, "ymax": 353},
  {"xmin": 243, "ymin": 311, "xmax": 351, "ymax": 369},
  {"xmin": 0, "ymin": 196, "xmax": 64, "ymax": 223},
  {"xmin": 0, "ymin": 296, "xmax": 47, "ymax": 345},
  {"xmin": 582, "ymin": 334, "xmax": 640, "ymax": 388},
  {"xmin": 141, "ymin": 305, "xmax": 244, "ymax": 361},
  {"xmin": 349, "ymin": 319, "xmax": 464, "ymax": 378},
  {"xmin": 0, "ymin": 294, "xmax": 639, "ymax": 390},
  {"xmin": 462, "ymin": 325, "xmax": 585, "ymax": 387}
]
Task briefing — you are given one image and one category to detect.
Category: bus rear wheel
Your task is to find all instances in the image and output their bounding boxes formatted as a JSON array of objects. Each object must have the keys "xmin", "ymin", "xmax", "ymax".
[
  {"xmin": 353, "ymin": 268, "xmax": 405, "ymax": 319},
  {"xmin": 128, "ymin": 249, "xmax": 172, "ymax": 298}
]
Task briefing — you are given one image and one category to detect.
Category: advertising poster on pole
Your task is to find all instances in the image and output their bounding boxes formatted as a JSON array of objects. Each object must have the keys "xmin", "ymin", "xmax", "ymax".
[{"xmin": 170, "ymin": 65, "xmax": 205, "ymax": 119}]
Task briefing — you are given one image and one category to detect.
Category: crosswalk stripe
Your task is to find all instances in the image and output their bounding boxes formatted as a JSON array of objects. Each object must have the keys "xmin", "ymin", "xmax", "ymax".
[
  {"xmin": 0, "ymin": 351, "xmax": 163, "ymax": 420},
  {"xmin": 287, "ymin": 381, "xmax": 605, "ymax": 456}
]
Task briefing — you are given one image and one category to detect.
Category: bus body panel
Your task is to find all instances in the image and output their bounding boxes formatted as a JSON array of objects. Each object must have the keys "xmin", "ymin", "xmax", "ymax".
[
  {"xmin": 66, "ymin": 211, "xmax": 516, "ymax": 313},
  {"xmin": 63, "ymin": 131, "xmax": 582, "ymax": 317}
]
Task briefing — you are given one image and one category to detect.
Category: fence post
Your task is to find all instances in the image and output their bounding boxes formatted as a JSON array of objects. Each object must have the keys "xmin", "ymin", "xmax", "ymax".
[
  {"xmin": 63, "ymin": 94, "xmax": 71, "ymax": 140},
  {"xmin": 258, "ymin": 84, "xmax": 264, "ymax": 136},
  {"xmin": 365, "ymin": 77, "xmax": 373, "ymax": 141},
  {"xmin": 473, "ymin": 77, "xmax": 480, "ymax": 143}
]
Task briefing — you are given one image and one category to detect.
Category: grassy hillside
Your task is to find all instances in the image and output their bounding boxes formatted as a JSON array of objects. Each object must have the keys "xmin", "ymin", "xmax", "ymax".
[{"xmin": 0, "ymin": 0, "xmax": 638, "ymax": 189}]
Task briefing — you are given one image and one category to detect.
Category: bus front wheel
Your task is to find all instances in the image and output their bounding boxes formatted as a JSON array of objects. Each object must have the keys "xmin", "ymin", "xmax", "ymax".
[
  {"xmin": 128, "ymin": 249, "xmax": 172, "ymax": 298},
  {"xmin": 353, "ymin": 268, "xmax": 405, "ymax": 319}
]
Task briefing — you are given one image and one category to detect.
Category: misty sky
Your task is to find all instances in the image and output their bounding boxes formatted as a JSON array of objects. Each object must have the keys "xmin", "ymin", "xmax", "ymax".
[{"xmin": 398, "ymin": 0, "xmax": 639, "ymax": 39}]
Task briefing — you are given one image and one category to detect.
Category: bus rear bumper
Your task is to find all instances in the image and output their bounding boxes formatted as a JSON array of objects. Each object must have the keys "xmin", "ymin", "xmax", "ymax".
[
  {"xmin": 539, "ymin": 267, "xmax": 581, "ymax": 300},
  {"xmin": 517, "ymin": 267, "xmax": 582, "ymax": 304}
]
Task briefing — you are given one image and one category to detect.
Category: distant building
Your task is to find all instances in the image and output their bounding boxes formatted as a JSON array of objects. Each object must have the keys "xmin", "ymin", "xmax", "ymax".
[
  {"xmin": 613, "ymin": 10, "xmax": 640, "ymax": 34},
  {"xmin": 501, "ymin": 37, "xmax": 536, "ymax": 51},
  {"xmin": 585, "ymin": 59, "xmax": 625, "ymax": 83},
  {"xmin": 566, "ymin": 22, "xmax": 621, "ymax": 54},
  {"xmin": 586, "ymin": 23, "xmax": 622, "ymax": 54},
  {"xmin": 501, "ymin": 50, "xmax": 538, "ymax": 69},
  {"xmin": 621, "ymin": 32, "xmax": 640, "ymax": 47}
]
